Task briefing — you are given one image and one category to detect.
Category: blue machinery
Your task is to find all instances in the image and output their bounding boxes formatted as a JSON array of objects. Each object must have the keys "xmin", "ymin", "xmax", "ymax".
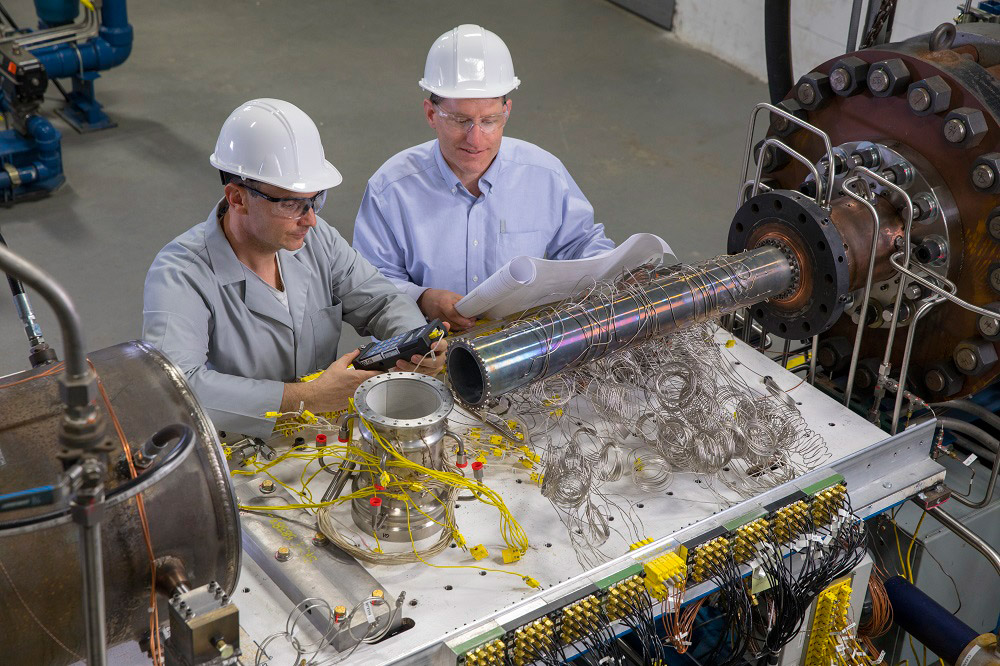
[{"xmin": 0, "ymin": 0, "xmax": 132, "ymax": 201}]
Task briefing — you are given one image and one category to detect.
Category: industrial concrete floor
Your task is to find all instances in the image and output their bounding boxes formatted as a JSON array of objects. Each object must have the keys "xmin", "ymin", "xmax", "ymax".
[{"xmin": 0, "ymin": 0, "xmax": 766, "ymax": 377}]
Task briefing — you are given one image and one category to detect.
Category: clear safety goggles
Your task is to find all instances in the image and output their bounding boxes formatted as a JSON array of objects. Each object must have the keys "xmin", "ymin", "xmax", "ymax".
[
  {"xmin": 433, "ymin": 104, "xmax": 509, "ymax": 135},
  {"xmin": 241, "ymin": 182, "xmax": 327, "ymax": 219}
]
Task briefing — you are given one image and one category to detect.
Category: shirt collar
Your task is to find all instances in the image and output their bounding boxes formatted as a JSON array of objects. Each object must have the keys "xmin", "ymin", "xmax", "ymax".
[
  {"xmin": 204, "ymin": 199, "xmax": 307, "ymax": 286},
  {"xmin": 432, "ymin": 138, "xmax": 506, "ymax": 195}
]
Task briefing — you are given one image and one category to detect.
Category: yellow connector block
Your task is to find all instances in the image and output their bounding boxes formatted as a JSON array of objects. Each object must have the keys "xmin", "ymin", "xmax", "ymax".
[
  {"xmin": 502, "ymin": 548, "xmax": 522, "ymax": 564},
  {"xmin": 629, "ymin": 537, "xmax": 653, "ymax": 550},
  {"xmin": 522, "ymin": 576, "xmax": 541, "ymax": 589},
  {"xmin": 519, "ymin": 458, "xmax": 534, "ymax": 470},
  {"xmin": 464, "ymin": 638, "xmax": 506, "ymax": 666},
  {"xmin": 689, "ymin": 537, "xmax": 730, "ymax": 584},
  {"xmin": 643, "ymin": 551, "xmax": 687, "ymax": 600},
  {"xmin": 733, "ymin": 518, "xmax": 769, "ymax": 563},
  {"xmin": 804, "ymin": 579, "xmax": 853, "ymax": 666},
  {"xmin": 772, "ymin": 500, "xmax": 809, "ymax": 544},
  {"xmin": 506, "ymin": 419, "xmax": 519, "ymax": 429},
  {"xmin": 300, "ymin": 409, "xmax": 318, "ymax": 424},
  {"xmin": 264, "ymin": 411, "xmax": 281, "ymax": 419},
  {"xmin": 453, "ymin": 531, "xmax": 467, "ymax": 549},
  {"xmin": 529, "ymin": 472, "xmax": 545, "ymax": 485},
  {"xmin": 489, "ymin": 434, "xmax": 504, "ymax": 446},
  {"xmin": 561, "ymin": 595, "xmax": 599, "ymax": 644},
  {"xmin": 468, "ymin": 431, "xmax": 481, "ymax": 440},
  {"xmin": 470, "ymin": 544, "xmax": 489, "ymax": 561},
  {"xmin": 492, "ymin": 447, "xmax": 504, "ymax": 457},
  {"xmin": 605, "ymin": 576, "xmax": 645, "ymax": 620}
]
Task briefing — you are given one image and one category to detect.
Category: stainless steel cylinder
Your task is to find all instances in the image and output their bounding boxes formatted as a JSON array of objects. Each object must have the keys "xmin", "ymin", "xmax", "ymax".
[
  {"xmin": 447, "ymin": 246, "xmax": 794, "ymax": 406},
  {"xmin": 0, "ymin": 341, "xmax": 241, "ymax": 665},
  {"xmin": 350, "ymin": 373, "xmax": 457, "ymax": 542}
]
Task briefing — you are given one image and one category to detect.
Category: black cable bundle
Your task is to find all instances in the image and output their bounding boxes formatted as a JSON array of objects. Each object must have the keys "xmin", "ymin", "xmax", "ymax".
[
  {"xmin": 617, "ymin": 590, "xmax": 667, "ymax": 664},
  {"xmin": 573, "ymin": 606, "xmax": 627, "ymax": 666},
  {"xmin": 752, "ymin": 494, "xmax": 868, "ymax": 655},
  {"xmin": 701, "ymin": 551, "xmax": 755, "ymax": 666}
]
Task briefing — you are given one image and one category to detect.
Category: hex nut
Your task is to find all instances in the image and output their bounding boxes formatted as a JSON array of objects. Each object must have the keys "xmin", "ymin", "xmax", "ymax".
[
  {"xmin": 906, "ymin": 75, "xmax": 952, "ymax": 116},
  {"xmin": 795, "ymin": 71, "xmax": 832, "ymax": 110},
  {"xmin": 943, "ymin": 107, "xmax": 988, "ymax": 148},
  {"xmin": 924, "ymin": 362, "xmax": 963, "ymax": 395},
  {"xmin": 972, "ymin": 153, "xmax": 1000, "ymax": 193},
  {"xmin": 953, "ymin": 338, "xmax": 999, "ymax": 376},
  {"xmin": 868, "ymin": 58, "xmax": 911, "ymax": 97},
  {"xmin": 769, "ymin": 99, "xmax": 807, "ymax": 138},
  {"xmin": 754, "ymin": 139, "xmax": 790, "ymax": 174},
  {"xmin": 830, "ymin": 56, "xmax": 869, "ymax": 96}
]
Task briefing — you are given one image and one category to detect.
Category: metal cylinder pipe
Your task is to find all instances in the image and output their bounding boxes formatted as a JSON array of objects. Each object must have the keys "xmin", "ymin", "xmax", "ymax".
[{"xmin": 447, "ymin": 245, "xmax": 794, "ymax": 406}]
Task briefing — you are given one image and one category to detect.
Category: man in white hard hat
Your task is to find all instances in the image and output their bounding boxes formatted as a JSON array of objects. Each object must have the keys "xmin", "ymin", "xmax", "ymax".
[
  {"xmin": 142, "ymin": 99, "xmax": 445, "ymax": 438},
  {"xmin": 353, "ymin": 24, "xmax": 614, "ymax": 330}
]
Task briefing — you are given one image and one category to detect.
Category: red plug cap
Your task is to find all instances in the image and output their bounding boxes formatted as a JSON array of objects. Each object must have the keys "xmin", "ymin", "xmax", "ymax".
[
  {"xmin": 316, "ymin": 434, "xmax": 327, "ymax": 444},
  {"xmin": 374, "ymin": 484, "xmax": 385, "ymax": 491},
  {"xmin": 338, "ymin": 434, "xmax": 349, "ymax": 442},
  {"xmin": 456, "ymin": 461, "xmax": 468, "ymax": 468},
  {"xmin": 471, "ymin": 461, "xmax": 484, "ymax": 471},
  {"xmin": 369, "ymin": 497, "xmax": 383, "ymax": 507}
]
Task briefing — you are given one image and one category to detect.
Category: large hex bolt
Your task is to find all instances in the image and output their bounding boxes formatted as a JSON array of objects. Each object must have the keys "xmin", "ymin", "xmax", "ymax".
[
  {"xmin": 829, "ymin": 56, "xmax": 869, "ymax": 97},
  {"xmin": 867, "ymin": 59, "xmax": 911, "ymax": 97},
  {"xmin": 976, "ymin": 302, "xmax": 1000, "ymax": 341},
  {"xmin": 795, "ymin": 71, "xmax": 832, "ymax": 110},
  {"xmin": 854, "ymin": 358, "xmax": 881, "ymax": 390},
  {"xmin": 943, "ymin": 107, "xmax": 988, "ymax": 148},
  {"xmin": 953, "ymin": 338, "xmax": 999, "ymax": 376},
  {"xmin": 754, "ymin": 139, "xmax": 790, "ymax": 174},
  {"xmin": 882, "ymin": 162, "xmax": 914, "ymax": 188},
  {"xmin": 987, "ymin": 206, "xmax": 1000, "ymax": 242},
  {"xmin": 769, "ymin": 99, "xmax": 807, "ymax": 138},
  {"xmin": 817, "ymin": 336, "xmax": 853, "ymax": 372},
  {"xmin": 971, "ymin": 153, "xmax": 1000, "ymax": 193},
  {"xmin": 850, "ymin": 144, "xmax": 881, "ymax": 169},
  {"xmin": 923, "ymin": 361, "xmax": 964, "ymax": 395},
  {"xmin": 906, "ymin": 75, "xmax": 952, "ymax": 116}
]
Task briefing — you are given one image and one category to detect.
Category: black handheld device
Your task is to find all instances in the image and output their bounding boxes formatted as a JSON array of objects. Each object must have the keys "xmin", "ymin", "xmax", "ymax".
[{"xmin": 354, "ymin": 319, "xmax": 446, "ymax": 371}]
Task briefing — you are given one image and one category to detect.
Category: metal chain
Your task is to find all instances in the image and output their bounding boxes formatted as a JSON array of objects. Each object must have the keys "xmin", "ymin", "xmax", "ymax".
[{"xmin": 860, "ymin": 0, "xmax": 898, "ymax": 48}]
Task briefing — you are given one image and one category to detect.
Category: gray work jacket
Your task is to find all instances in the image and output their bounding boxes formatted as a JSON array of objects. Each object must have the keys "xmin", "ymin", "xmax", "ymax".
[{"xmin": 142, "ymin": 201, "xmax": 426, "ymax": 438}]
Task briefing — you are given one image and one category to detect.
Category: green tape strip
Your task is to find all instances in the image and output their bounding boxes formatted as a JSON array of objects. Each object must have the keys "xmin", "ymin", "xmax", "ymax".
[
  {"xmin": 452, "ymin": 626, "xmax": 506, "ymax": 656},
  {"xmin": 801, "ymin": 473, "xmax": 845, "ymax": 497},
  {"xmin": 595, "ymin": 563, "xmax": 643, "ymax": 590},
  {"xmin": 723, "ymin": 509, "xmax": 768, "ymax": 532}
]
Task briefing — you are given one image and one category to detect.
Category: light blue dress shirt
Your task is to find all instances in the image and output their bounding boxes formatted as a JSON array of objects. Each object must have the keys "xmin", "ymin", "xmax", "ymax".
[
  {"xmin": 353, "ymin": 137, "xmax": 615, "ymax": 301},
  {"xmin": 142, "ymin": 201, "xmax": 426, "ymax": 438}
]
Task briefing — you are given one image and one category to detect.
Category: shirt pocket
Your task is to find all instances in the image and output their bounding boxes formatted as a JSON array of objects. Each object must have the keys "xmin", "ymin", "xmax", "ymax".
[
  {"xmin": 309, "ymin": 298, "xmax": 343, "ymax": 372},
  {"xmin": 494, "ymin": 230, "xmax": 547, "ymax": 267}
]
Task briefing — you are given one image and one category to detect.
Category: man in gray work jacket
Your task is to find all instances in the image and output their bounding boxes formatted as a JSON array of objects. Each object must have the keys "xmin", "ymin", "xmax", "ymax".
[{"xmin": 142, "ymin": 99, "xmax": 445, "ymax": 438}]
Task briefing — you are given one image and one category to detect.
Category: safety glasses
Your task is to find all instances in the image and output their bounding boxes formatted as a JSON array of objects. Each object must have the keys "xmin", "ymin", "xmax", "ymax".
[
  {"xmin": 433, "ymin": 104, "xmax": 509, "ymax": 135},
  {"xmin": 241, "ymin": 182, "xmax": 327, "ymax": 219}
]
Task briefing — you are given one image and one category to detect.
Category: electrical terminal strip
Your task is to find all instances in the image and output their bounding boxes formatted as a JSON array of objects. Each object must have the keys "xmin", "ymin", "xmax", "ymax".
[
  {"xmin": 513, "ymin": 616, "xmax": 556, "ymax": 666},
  {"xmin": 604, "ymin": 575, "xmax": 646, "ymax": 620},
  {"xmin": 811, "ymin": 483, "xmax": 847, "ymax": 527},
  {"xmin": 732, "ymin": 518, "xmax": 769, "ymax": 564},
  {"xmin": 560, "ymin": 595, "xmax": 600, "ymax": 644},
  {"xmin": 642, "ymin": 550, "xmax": 687, "ymax": 601},
  {"xmin": 462, "ymin": 638, "xmax": 506, "ymax": 666},
  {"xmin": 629, "ymin": 537, "xmax": 654, "ymax": 550},
  {"xmin": 771, "ymin": 500, "xmax": 809, "ymax": 544},
  {"xmin": 689, "ymin": 536, "xmax": 730, "ymax": 584},
  {"xmin": 804, "ymin": 579, "xmax": 852, "ymax": 666}
]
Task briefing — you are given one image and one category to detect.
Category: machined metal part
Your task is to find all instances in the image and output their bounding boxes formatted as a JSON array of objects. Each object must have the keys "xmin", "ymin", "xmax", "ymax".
[
  {"xmin": 164, "ymin": 582, "xmax": 240, "ymax": 666},
  {"xmin": 351, "ymin": 373, "xmax": 457, "ymax": 541},
  {"xmin": 447, "ymin": 245, "xmax": 793, "ymax": 406},
  {"xmin": 0, "ymin": 342, "xmax": 241, "ymax": 665}
]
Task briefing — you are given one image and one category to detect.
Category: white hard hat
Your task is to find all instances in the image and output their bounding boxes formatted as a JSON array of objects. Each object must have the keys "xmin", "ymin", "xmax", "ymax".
[
  {"xmin": 419, "ymin": 24, "xmax": 520, "ymax": 99},
  {"xmin": 209, "ymin": 98, "xmax": 343, "ymax": 192}
]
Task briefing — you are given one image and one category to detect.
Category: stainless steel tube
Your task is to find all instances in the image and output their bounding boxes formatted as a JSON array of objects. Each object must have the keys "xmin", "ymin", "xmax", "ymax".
[
  {"xmin": 925, "ymin": 504, "xmax": 1000, "ymax": 580},
  {"xmin": 0, "ymin": 243, "xmax": 87, "ymax": 381},
  {"xmin": 79, "ymin": 517, "xmax": 107, "ymax": 666},
  {"xmin": 448, "ymin": 246, "xmax": 794, "ymax": 406}
]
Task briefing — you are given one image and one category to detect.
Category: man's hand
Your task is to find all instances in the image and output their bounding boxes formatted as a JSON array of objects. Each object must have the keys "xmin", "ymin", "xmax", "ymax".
[
  {"xmin": 281, "ymin": 349, "xmax": 379, "ymax": 414},
  {"xmin": 394, "ymin": 332, "xmax": 448, "ymax": 375},
  {"xmin": 418, "ymin": 289, "xmax": 476, "ymax": 331}
]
